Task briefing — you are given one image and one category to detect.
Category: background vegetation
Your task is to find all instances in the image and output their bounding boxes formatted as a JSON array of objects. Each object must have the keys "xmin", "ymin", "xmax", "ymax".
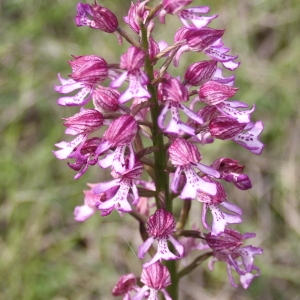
[{"xmin": 1, "ymin": 0, "xmax": 299, "ymax": 299}]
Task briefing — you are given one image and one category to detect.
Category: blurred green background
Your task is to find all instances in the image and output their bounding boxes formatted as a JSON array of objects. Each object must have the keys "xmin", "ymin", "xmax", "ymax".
[{"xmin": 1, "ymin": 0, "xmax": 300, "ymax": 299}]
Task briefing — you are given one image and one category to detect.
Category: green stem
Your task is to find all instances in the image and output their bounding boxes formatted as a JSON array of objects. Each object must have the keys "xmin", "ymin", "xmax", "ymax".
[
  {"xmin": 140, "ymin": 23, "xmax": 170, "ymax": 211},
  {"xmin": 140, "ymin": 21, "xmax": 178, "ymax": 300}
]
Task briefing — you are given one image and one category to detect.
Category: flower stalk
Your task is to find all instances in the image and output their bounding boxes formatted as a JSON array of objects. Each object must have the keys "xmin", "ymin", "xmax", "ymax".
[{"xmin": 54, "ymin": 1, "xmax": 264, "ymax": 299}]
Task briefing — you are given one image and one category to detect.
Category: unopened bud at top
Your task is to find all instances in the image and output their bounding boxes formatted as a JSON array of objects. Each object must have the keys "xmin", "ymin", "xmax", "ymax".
[
  {"xmin": 69, "ymin": 55, "xmax": 108, "ymax": 85},
  {"xmin": 91, "ymin": 2, "xmax": 119, "ymax": 33},
  {"xmin": 75, "ymin": 2, "xmax": 118, "ymax": 33}
]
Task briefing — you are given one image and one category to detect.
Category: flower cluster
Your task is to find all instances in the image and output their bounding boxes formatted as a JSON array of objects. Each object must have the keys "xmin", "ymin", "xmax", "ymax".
[{"xmin": 54, "ymin": 1, "xmax": 264, "ymax": 298}]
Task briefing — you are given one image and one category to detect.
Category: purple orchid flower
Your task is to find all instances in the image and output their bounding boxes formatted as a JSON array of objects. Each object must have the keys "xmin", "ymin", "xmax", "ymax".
[
  {"xmin": 111, "ymin": 46, "xmax": 151, "ymax": 103},
  {"xmin": 93, "ymin": 159, "xmax": 143, "ymax": 216},
  {"xmin": 158, "ymin": 78, "xmax": 203, "ymax": 135},
  {"xmin": 54, "ymin": 55, "xmax": 109, "ymax": 106},
  {"xmin": 132, "ymin": 262, "xmax": 172, "ymax": 300},
  {"xmin": 169, "ymin": 138, "xmax": 219, "ymax": 198},
  {"xmin": 206, "ymin": 228, "xmax": 263, "ymax": 288},
  {"xmin": 197, "ymin": 176, "xmax": 243, "ymax": 235},
  {"xmin": 112, "ymin": 273, "xmax": 141, "ymax": 300},
  {"xmin": 138, "ymin": 209, "xmax": 184, "ymax": 268}
]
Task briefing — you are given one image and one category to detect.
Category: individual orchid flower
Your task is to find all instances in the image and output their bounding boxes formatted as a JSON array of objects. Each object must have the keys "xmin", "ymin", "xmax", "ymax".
[
  {"xmin": 199, "ymin": 81, "xmax": 254, "ymax": 123},
  {"xmin": 54, "ymin": 55, "xmax": 109, "ymax": 106},
  {"xmin": 93, "ymin": 159, "xmax": 143, "ymax": 216},
  {"xmin": 132, "ymin": 262, "xmax": 172, "ymax": 300},
  {"xmin": 111, "ymin": 46, "xmax": 151, "ymax": 103},
  {"xmin": 123, "ymin": 0, "xmax": 152, "ymax": 36},
  {"xmin": 53, "ymin": 109, "xmax": 104, "ymax": 160},
  {"xmin": 169, "ymin": 138, "xmax": 219, "ymax": 198},
  {"xmin": 112, "ymin": 273, "xmax": 141, "ymax": 300},
  {"xmin": 75, "ymin": 2, "xmax": 123, "ymax": 43},
  {"xmin": 206, "ymin": 228, "xmax": 263, "ymax": 289},
  {"xmin": 197, "ymin": 176, "xmax": 243, "ymax": 235},
  {"xmin": 96, "ymin": 115, "xmax": 138, "ymax": 173},
  {"xmin": 138, "ymin": 209, "xmax": 184, "ymax": 268},
  {"xmin": 209, "ymin": 117, "xmax": 265, "ymax": 154},
  {"xmin": 73, "ymin": 184, "xmax": 104, "ymax": 222},
  {"xmin": 75, "ymin": 2, "xmax": 119, "ymax": 32},
  {"xmin": 184, "ymin": 61, "xmax": 236, "ymax": 91},
  {"xmin": 157, "ymin": 77, "xmax": 203, "ymax": 135},
  {"xmin": 173, "ymin": 27, "xmax": 240, "ymax": 70},
  {"xmin": 212, "ymin": 158, "xmax": 252, "ymax": 190},
  {"xmin": 159, "ymin": 1, "xmax": 217, "ymax": 29},
  {"xmin": 67, "ymin": 137, "xmax": 102, "ymax": 179}
]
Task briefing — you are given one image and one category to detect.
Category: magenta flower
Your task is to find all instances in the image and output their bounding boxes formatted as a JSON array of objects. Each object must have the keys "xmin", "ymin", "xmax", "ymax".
[
  {"xmin": 92, "ymin": 86, "xmax": 120, "ymax": 112},
  {"xmin": 160, "ymin": 2, "xmax": 217, "ymax": 29},
  {"xmin": 67, "ymin": 137, "xmax": 102, "ymax": 179},
  {"xmin": 54, "ymin": 55, "xmax": 108, "ymax": 106},
  {"xmin": 184, "ymin": 59, "xmax": 217, "ymax": 86},
  {"xmin": 158, "ymin": 78, "xmax": 203, "ymax": 135},
  {"xmin": 199, "ymin": 81, "xmax": 254, "ymax": 123},
  {"xmin": 112, "ymin": 273, "xmax": 141, "ymax": 299},
  {"xmin": 138, "ymin": 209, "xmax": 184, "ymax": 268},
  {"xmin": 93, "ymin": 159, "xmax": 143, "ymax": 216},
  {"xmin": 123, "ymin": 0, "xmax": 150, "ymax": 35},
  {"xmin": 132, "ymin": 262, "xmax": 172, "ymax": 300},
  {"xmin": 111, "ymin": 46, "xmax": 150, "ymax": 103},
  {"xmin": 53, "ymin": 109, "xmax": 104, "ymax": 160},
  {"xmin": 212, "ymin": 158, "xmax": 252, "ymax": 190},
  {"xmin": 209, "ymin": 117, "xmax": 265, "ymax": 154},
  {"xmin": 197, "ymin": 176, "xmax": 243, "ymax": 235},
  {"xmin": 169, "ymin": 138, "xmax": 219, "ymax": 198},
  {"xmin": 173, "ymin": 27, "xmax": 240, "ymax": 70},
  {"xmin": 96, "ymin": 115, "xmax": 138, "ymax": 173},
  {"xmin": 206, "ymin": 228, "xmax": 263, "ymax": 288},
  {"xmin": 75, "ymin": 2, "xmax": 119, "ymax": 33}
]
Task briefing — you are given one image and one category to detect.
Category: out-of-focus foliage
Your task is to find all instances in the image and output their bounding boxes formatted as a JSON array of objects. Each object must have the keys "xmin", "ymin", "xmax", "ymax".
[{"xmin": 1, "ymin": 0, "xmax": 299, "ymax": 299}]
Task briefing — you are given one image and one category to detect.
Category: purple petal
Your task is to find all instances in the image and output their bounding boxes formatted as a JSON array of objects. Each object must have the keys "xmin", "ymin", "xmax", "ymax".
[
  {"xmin": 138, "ymin": 237, "xmax": 155, "ymax": 259},
  {"xmin": 194, "ymin": 162, "xmax": 220, "ymax": 178},
  {"xmin": 53, "ymin": 134, "xmax": 86, "ymax": 159},
  {"xmin": 93, "ymin": 178, "xmax": 120, "ymax": 194},
  {"xmin": 239, "ymin": 246, "xmax": 263, "ymax": 272},
  {"xmin": 209, "ymin": 204, "xmax": 242, "ymax": 235},
  {"xmin": 220, "ymin": 201, "xmax": 243, "ymax": 215},
  {"xmin": 110, "ymin": 71, "xmax": 128, "ymax": 88},
  {"xmin": 171, "ymin": 167, "xmax": 182, "ymax": 193},
  {"xmin": 57, "ymin": 87, "xmax": 92, "ymax": 106},
  {"xmin": 169, "ymin": 235, "xmax": 184, "ymax": 257},
  {"xmin": 233, "ymin": 121, "xmax": 264, "ymax": 154}
]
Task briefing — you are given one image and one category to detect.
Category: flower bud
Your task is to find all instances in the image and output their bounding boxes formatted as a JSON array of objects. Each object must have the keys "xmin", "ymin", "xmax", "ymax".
[
  {"xmin": 184, "ymin": 60, "xmax": 217, "ymax": 86},
  {"xmin": 169, "ymin": 138, "xmax": 201, "ymax": 166},
  {"xmin": 69, "ymin": 55, "xmax": 108, "ymax": 85},
  {"xmin": 147, "ymin": 209, "xmax": 176, "ymax": 238},
  {"xmin": 141, "ymin": 262, "xmax": 171, "ymax": 290},
  {"xmin": 209, "ymin": 116, "xmax": 246, "ymax": 140},
  {"xmin": 200, "ymin": 81, "xmax": 238, "ymax": 105},
  {"xmin": 103, "ymin": 115, "xmax": 138, "ymax": 147},
  {"xmin": 63, "ymin": 109, "xmax": 104, "ymax": 135},
  {"xmin": 93, "ymin": 86, "xmax": 120, "ymax": 112},
  {"xmin": 91, "ymin": 2, "xmax": 119, "ymax": 33},
  {"xmin": 112, "ymin": 274, "xmax": 137, "ymax": 297}
]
